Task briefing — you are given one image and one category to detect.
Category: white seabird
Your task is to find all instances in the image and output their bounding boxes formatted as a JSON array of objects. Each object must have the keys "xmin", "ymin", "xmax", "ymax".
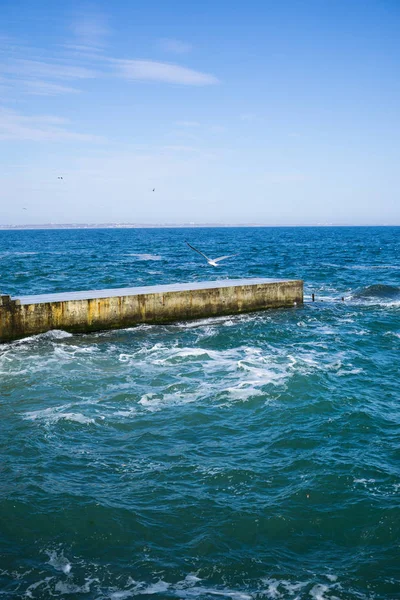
[{"xmin": 186, "ymin": 241, "xmax": 237, "ymax": 267}]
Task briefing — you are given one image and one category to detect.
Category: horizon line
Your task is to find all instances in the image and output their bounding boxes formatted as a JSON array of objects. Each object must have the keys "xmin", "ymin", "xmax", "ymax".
[{"xmin": 0, "ymin": 223, "xmax": 399, "ymax": 230}]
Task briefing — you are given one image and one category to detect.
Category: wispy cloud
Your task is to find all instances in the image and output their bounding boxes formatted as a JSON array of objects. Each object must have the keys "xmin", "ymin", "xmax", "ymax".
[
  {"xmin": 62, "ymin": 43, "xmax": 107, "ymax": 60},
  {"xmin": 0, "ymin": 108, "xmax": 104, "ymax": 142},
  {"xmin": 0, "ymin": 34, "xmax": 98, "ymax": 96},
  {"xmin": 0, "ymin": 54, "xmax": 98, "ymax": 97},
  {"xmin": 70, "ymin": 10, "xmax": 110, "ymax": 50},
  {"xmin": 1, "ymin": 58, "xmax": 97, "ymax": 80},
  {"xmin": 0, "ymin": 14, "xmax": 218, "ymax": 98},
  {"xmin": 159, "ymin": 38, "xmax": 192, "ymax": 54},
  {"xmin": 115, "ymin": 59, "xmax": 218, "ymax": 86},
  {"xmin": 18, "ymin": 80, "xmax": 81, "ymax": 96}
]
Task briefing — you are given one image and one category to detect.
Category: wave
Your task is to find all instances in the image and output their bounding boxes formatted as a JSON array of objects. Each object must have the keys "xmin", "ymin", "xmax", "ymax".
[
  {"xmin": 352, "ymin": 284, "xmax": 400, "ymax": 300},
  {"xmin": 23, "ymin": 406, "xmax": 95, "ymax": 426},
  {"xmin": 18, "ymin": 566, "xmax": 347, "ymax": 599},
  {"xmin": 322, "ymin": 262, "xmax": 400, "ymax": 271},
  {"xmin": 10, "ymin": 329, "xmax": 73, "ymax": 347}
]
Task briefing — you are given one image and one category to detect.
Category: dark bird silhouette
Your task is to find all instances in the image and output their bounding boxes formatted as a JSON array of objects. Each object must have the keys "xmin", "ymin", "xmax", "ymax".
[
  {"xmin": 152, "ymin": 188, "xmax": 155, "ymax": 192},
  {"xmin": 22, "ymin": 207, "xmax": 27, "ymax": 210},
  {"xmin": 58, "ymin": 176, "xmax": 63, "ymax": 180}
]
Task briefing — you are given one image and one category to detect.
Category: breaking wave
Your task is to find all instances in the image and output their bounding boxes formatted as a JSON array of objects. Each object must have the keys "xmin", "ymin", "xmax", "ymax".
[{"xmin": 352, "ymin": 284, "xmax": 400, "ymax": 300}]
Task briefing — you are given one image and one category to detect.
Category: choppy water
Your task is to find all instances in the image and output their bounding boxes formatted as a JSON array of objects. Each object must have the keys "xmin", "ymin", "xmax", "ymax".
[{"xmin": 0, "ymin": 227, "xmax": 399, "ymax": 599}]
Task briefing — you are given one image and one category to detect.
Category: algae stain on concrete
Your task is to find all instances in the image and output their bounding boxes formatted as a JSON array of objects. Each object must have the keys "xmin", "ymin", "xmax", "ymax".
[{"xmin": 0, "ymin": 279, "xmax": 303, "ymax": 342}]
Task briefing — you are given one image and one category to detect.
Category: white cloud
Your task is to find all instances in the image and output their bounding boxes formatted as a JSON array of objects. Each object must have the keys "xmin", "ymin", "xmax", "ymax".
[
  {"xmin": 0, "ymin": 108, "xmax": 104, "ymax": 142},
  {"xmin": 159, "ymin": 38, "xmax": 192, "ymax": 54},
  {"xmin": 115, "ymin": 59, "xmax": 218, "ymax": 86}
]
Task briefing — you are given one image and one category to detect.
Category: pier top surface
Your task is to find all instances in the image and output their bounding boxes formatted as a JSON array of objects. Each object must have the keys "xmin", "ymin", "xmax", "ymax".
[{"xmin": 12, "ymin": 278, "xmax": 298, "ymax": 306}]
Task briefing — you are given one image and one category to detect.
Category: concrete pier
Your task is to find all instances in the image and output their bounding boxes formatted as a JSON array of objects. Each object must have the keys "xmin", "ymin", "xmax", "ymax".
[{"xmin": 0, "ymin": 278, "xmax": 303, "ymax": 342}]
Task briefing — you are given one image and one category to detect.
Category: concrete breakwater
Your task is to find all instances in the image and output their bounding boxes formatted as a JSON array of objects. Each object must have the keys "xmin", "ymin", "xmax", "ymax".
[{"xmin": 0, "ymin": 278, "xmax": 303, "ymax": 342}]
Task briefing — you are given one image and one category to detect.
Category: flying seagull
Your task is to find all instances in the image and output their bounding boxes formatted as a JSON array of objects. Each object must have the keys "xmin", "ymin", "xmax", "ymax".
[
  {"xmin": 186, "ymin": 241, "xmax": 237, "ymax": 267},
  {"xmin": 152, "ymin": 188, "xmax": 155, "ymax": 192}
]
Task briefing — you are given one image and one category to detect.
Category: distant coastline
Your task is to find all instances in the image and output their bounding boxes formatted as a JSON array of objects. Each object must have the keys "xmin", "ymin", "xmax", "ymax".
[
  {"xmin": 0, "ymin": 223, "xmax": 396, "ymax": 230},
  {"xmin": 1, "ymin": 223, "xmax": 268, "ymax": 230}
]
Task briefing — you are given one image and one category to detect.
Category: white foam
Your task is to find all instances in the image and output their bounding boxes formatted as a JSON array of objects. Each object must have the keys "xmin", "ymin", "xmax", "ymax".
[
  {"xmin": 141, "ymin": 580, "xmax": 170, "ymax": 594},
  {"xmin": 261, "ymin": 578, "xmax": 306, "ymax": 598},
  {"xmin": 309, "ymin": 584, "xmax": 331, "ymax": 600},
  {"xmin": 182, "ymin": 575, "xmax": 202, "ymax": 585},
  {"xmin": 138, "ymin": 391, "xmax": 199, "ymax": 412},
  {"xmin": 154, "ymin": 347, "xmax": 212, "ymax": 363},
  {"xmin": 176, "ymin": 348, "xmax": 212, "ymax": 358},
  {"xmin": 179, "ymin": 587, "xmax": 252, "ymax": 599},
  {"xmin": 1, "ymin": 251, "xmax": 38, "ymax": 256},
  {"xmin": 317, "ymin": 326, "xmax": 336, "ymax": 336},
  {"xmin": 11, "ymin": 329, "xmax": 73, "ymax": 346},
  {"xmin": 111, "ymin": 591, "xmax": 134, "ymax": 599},
  {"xmin": 127, "ymin": 253, "xmax": 162, "ymax": 261},
  {"xmin": 321, "ymin": 262, "xmax": 400, "ymax": 271},
  {"xmin": 110, "ymin": 591, "xmax": 134, "ymax": 600},
  {"xmin": 114, "ymin": 408, "xmax": 138, "ymax": 418},
  {"xmin": 25, "ymin": 577, "xmax": 55, "ymax": 598},
  {"xmin": 115, "ymin": 344, "xmax": 295, "ymax": 410},
  {"xmin": 237, "ymin": 360, "xmax": 287, "ymax": 384},
  {"xmin": 54, "ymin": 578, "xmax": 97, "ymax": 594},
  {"xmin": 176, "ymin": 314, "xmax": 241, "ymax": 328},
  {"xmin": 44, "ymin": 329, "xmax": 74, "ymax": 340},
  {"xmin": 46, "ymin": 550, "xmax": 72, "ymax": 574},
  {"xmin": 24, "ymin": 407, "xmax": 95, "ymax": 425},
  {"xmin": 117, "ymin": 576, "xmax": 254, "ymax": 600},
  {"xmin": 261, "ymin": 578, "xmax": 281, "ymax": 598},
  {"xmin": 354, "ymin": 478, "xmax": 376, "ymax": 485},
  {"xmin": 222, "ymin": 382, "xmax": 264, "ymax": 401},
  {"xmin": 20, "ymin": 567, "xmax": 347, "ymax": 600},
  {"xmin": 261, "ymin": 577, "xmax": 320, "ymax": 599},
  {"xmin": 336, "ymin": 366, "xmax": 363, "ymax": 377}
]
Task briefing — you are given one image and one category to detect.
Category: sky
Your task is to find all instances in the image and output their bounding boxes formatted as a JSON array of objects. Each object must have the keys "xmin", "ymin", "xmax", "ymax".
[{"xmin": 0, "ymin": 0, "xmax": 399, "ymax": 226}]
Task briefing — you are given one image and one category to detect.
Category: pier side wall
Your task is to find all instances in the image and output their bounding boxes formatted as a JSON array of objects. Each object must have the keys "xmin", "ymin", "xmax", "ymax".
[{"xmin": 0, "ymin": 280, "xmax": 303, "ymax": 342}]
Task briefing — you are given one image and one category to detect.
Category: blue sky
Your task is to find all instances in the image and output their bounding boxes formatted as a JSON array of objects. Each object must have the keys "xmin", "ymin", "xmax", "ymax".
[{"xmin": 1, "ymin": 0, "xmax": 399, "ymax": 225}]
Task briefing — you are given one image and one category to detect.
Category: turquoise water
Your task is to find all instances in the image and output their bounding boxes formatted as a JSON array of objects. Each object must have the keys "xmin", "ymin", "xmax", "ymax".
[{"xmin": 0, "ymin": 227, "xmax": 399, "ymax": 599}]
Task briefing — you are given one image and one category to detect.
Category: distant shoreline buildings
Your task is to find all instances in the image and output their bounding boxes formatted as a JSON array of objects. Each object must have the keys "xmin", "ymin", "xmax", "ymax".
[{"xmin": 0, "ymin": 223, "xmax": 392, "ymax": 230}]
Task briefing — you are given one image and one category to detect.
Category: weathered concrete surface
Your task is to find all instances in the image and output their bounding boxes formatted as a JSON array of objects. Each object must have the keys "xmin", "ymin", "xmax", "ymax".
[{"xmin": 0, "ymin": 278, "xmax": 303, "ymax": 342}]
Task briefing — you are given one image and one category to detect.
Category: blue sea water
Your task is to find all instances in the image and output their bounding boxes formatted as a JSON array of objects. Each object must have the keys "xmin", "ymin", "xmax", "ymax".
[{"xmin": 0, "ymin": 226, "xmax": 399, "ymax": 600}]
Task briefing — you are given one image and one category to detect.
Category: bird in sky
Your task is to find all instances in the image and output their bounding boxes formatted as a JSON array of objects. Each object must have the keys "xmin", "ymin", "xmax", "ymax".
[
  {"xmin": 22, "ymin": 207, "xmax": 27, "ymax": 210},
  {"xmin": 185, "ymin": 241, "xmax": 237, "ymax": 267},
  {"xmin": 58, "ymin": 176, "xmax": 63, "ymax": 180},
  {"xmin": 152, "ymin": 188, "xmax": 155, "ymax": 192}
]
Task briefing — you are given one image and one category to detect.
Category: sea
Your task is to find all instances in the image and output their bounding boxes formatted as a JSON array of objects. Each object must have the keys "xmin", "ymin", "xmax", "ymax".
[{"xmin": 0, "ymin": 226, "xmax": 399, "ymax": 600}]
